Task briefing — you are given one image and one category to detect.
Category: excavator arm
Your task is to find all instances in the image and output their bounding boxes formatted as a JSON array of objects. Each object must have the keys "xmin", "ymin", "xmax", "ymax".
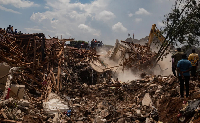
[
  {"xmin": 148, "ymin": 24, "xmax": 173, "ymax": 66},
  {"xmin": 148, "ymin": 24, "xmax": 166, "ymax": 47}
]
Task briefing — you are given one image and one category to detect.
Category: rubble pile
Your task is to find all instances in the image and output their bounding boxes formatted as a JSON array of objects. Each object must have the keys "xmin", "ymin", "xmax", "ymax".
[
  {"xmin": 55, "ymin": 75, "xmax": 200, "ymax": 122},
  {"xmin": 107, "ymin": 40, "xmax": 158, "ymax": 74},
  {"xmin": 0, "ymin": 28, "xmax": 200, "ymax": 122},
  {"xmin": 121, "ymin": 41, "xmax": 157, "ymax": 71}
]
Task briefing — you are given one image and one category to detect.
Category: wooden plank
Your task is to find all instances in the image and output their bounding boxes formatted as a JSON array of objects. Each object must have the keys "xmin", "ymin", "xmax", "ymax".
[
  {"xmin": 26, "ymin": 38, "xmax": 31, "ymax": 53},
  {"xmin": 50, "ymin": 69, "xmax": 58, "ymax": 92},
  {"xmin": 0, "ymin": 109, "xmax": 8, "ymax": 119},
  {"xmin": 5, "ymin": 37, "xmax": 21, "ymax": 55},
  {"xmin": 0, "ymin": 119, "xmax": 22, "ymax": 123},
  {"xmin": 25, "ymin": 74, "xmax": 42, "ymax": 86},
  {"xmin": 33, "ymin": 37, "xmax": 36, "ymax": 72},
  {"xmin": 57, "ymin": 60, "xmax": 61, "ymax": 91},
  {"xmin": 0, "ymin": 40, "xmax": 23, "ymax": 63},
  {"xmin": 57, "ymin": 48, "xmax": 63, "ymax": 58},
  {"xmin": 46, "ymin": 80, "xmax": 52, "ymax": 102}
]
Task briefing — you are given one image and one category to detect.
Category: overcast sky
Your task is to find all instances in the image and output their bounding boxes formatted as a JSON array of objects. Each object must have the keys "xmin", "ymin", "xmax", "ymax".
[{"xmin": 0, "ymin": 0, "xmax": 177, "ymax": 45}]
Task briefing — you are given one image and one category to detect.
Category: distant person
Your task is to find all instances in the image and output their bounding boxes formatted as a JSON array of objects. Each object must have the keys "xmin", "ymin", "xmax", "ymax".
[
  {"xmin": 100, "ymin": 41, "xmax": 103, "ymax": 47},
  {"xmin": 15, "ymin": 29, "xmax": 17, "ymax": 34},
  {"xmin": 11, "ymin": 26, "xmax": 13, "ymax": 34},
  {"xmin": 6, "ymin": 25, "xmax": 11, "ymax": 33},
  {"xmin": 177, "ymin": 54, "xmax": 192, "ymax": 98},
  {"xmin": 172, "ymin": 48, "xmax": 184, "ymax": 77},
  {"xmin": 3, "ymin": 28, "xmax": 6, "ymax": 33},
  {"xmin": 91, "ymin": 39, "xmax": 94, "ymax": 48},
  {"xmin": 188, "ymin": 49, "xmax": 199, "ymax": 80}
]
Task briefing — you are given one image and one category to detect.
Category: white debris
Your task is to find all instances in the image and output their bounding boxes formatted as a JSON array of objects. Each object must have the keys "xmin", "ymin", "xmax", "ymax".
[
  {"xmin": 142, "ymin": 93, "xmax": 152, "ymax": 107},
  {"xmin": 43, "ymin": 93, "xmax": 69, "ymax": 114}
]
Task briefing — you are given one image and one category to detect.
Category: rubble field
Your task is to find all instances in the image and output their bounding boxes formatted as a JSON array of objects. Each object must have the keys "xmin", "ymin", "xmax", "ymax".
[{"xmin": 0, "ymin": 28, "xmax": 200, "ymax": 123}]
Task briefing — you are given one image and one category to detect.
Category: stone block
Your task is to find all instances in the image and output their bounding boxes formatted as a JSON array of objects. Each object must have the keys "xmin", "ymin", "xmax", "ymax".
[{"xmin": 9, "ymin": 85, "xmax": 25, "ymax": 99}]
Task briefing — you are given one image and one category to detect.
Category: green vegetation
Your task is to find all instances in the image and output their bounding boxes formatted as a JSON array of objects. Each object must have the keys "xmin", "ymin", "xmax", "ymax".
[
  {"xmin": 161, "ymin": 0, "xmax": 200, "ymax": 47},
  {"xmin": 156, "ymin": 0, "xmax": 200, "ymax": 63}
]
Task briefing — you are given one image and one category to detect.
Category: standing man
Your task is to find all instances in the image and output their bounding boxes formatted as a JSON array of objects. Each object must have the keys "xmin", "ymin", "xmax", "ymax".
[
  {"xmin": 15, "ymin": 29, "xmax": 17, "ymax": 34},
  {"xmin": 172, "ymin": 48, "xmax": 184, "ymax": 77},
  {"xmin": 177, "ymin": 54, "xmax": 192, "ymax": 98},
  {"xmin": 6, "ymin": 25, "xmax": 11, "ymax": 33},
  {"xmin": 188, "ymin": 49, "xmax": 199, "ymax": 80},
  {"xmin": 172, "ymin": 55, "xmax": 176, "ymax": 76},
  {"xmin": 11, "ymin": 26, "xmax": 13, "ymax": 34}
]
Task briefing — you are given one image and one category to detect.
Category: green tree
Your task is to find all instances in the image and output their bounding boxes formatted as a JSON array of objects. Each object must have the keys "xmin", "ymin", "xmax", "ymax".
[{"xmin": 156, "ymin": 0, "xmax": 200, "ymax": 63}]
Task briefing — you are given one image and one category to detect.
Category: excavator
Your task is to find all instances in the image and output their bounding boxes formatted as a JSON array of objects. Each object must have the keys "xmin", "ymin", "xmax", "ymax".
[
  {"xmin": 147, "ymin": 24, "xmax": 166, "ymax": 47},
  {"xmin": 105, "ymin": 24, "xmax": 173, "ymax": 75},
  {"xmin": 147, "ymin": 24, "xmax": 175, "ymax": 61}
]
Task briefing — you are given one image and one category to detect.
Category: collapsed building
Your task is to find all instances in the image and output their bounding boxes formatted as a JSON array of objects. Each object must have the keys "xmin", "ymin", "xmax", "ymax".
[{"xmin": 0, "ymin": 27, "xmax": 200, "ymax": 123}]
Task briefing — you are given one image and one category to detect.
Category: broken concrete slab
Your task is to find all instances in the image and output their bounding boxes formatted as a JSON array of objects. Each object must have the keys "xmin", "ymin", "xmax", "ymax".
[
  {"xmin": 43, "ymin": 93, "xmax": 69, "ymax": 114},
  {"xmin": 9, "ymin": 85, "xmax": 25, "ymax": 99},
  {"xmin": 142, "ymin": 93, "xmax": 152, "ymax": 107}
]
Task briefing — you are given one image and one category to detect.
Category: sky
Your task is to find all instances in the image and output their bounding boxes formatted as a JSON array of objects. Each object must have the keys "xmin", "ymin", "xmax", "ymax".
[{"xmin": 0, "ymin": 0, "xmax": 178, "ymax": 45}]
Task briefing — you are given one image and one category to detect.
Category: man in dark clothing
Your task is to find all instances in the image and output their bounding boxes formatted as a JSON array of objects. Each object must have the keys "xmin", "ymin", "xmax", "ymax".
[
  {"xmin": 172, "ymin": 48, "xmax": 184, "ymax": 77},
  {"xmin": 177, "ymin": 54, "xmax": 192, "ymax": 98},
  {"xmin": 6, "ymin": 25, "xmax": 11, "ymax": 33},
  {"xmin": 172, "ymin": 55, "xmax": 176, "ymax": 76},
  {"xmin": 15, "ymin": 29, "xmax": 17, "ymax": 34},
  {"xmin": 11, "ymin": 26, "xmax": 13, "ymax": 34}
]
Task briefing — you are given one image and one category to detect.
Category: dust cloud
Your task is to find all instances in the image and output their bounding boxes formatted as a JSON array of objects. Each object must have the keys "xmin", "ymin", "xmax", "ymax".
[
  {"xmin": 97, "ymin": 47, "xmax": 118, "ymax": 67},
  {"xmin": 153, "ymin": 53, "xmax": 173, "ymax": 76},
  {"xmin": 97, "ymin": 46, "xmax": 141, "ymax": 82},
  {"xmin": 97, "ymin": 44, "xmax": 173, "ymax": 83},
  {"xmin": 115, "ymin": 68, "xmax": 141, "ymax": 82}
]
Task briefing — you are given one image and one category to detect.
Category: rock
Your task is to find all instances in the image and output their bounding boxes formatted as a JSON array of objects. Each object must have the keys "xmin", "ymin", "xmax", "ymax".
[
  {"xmin": 145, "ymin": 118, "xmax": 154, "ymax": 123},
  {"xmin": 10, "ymin": 84, "xmax": 25, "ymax": 99},
  {"xmin": 117, "ymin": 118, "xmax": 125, "ymax": 123},
  {"xmin": 158, "ymin": 85, "xmax": 162, "ymax": 89},
  {"xmin": 176, "ymin": 86, "xmax": 180, "ymax": 94},
  {"xmin": 19, "ymin": 99, "xmax": 30, "ymax": 107},
  {"xmin": 97, "ymin": 102, "xmax": 104, "ymax": 109},
  {"xmin": 149, "ymin": 84, "xmax": 157, "ymax": 87},
  {"xmin": 136, "ymin": 109, "xmax": 141, "ymax": 116},
  {"xmin": 135, "ymin": 120, "xmax": 140, "ymax": 123},
  {"xmin": 76, "ymin": 121, "xmax": 84, "ymax": 123},
  {"xmin": 73, "ymin": 103, "xmax": 81, "ymax": 107},
  {"xmin": 95, "ymin": 116, "xmax": 106, "ymax": 123},
  {"xmin": 53, "ymin": 113, "xmax": 59, "ymax": 123},
  {"xmin": 16, "ymin": 109, "xmax": 21, "ymax": 114},
  {"xmin": 142, "ymin": 93, "xmax": 152, "ymax": 107},
  {"xmin": 17, "ymin": 105, "xmax": 29, "ymax": 114},
  {"xmin": 100, "ymin": 109, "xmax": 109, "ymax": 118},
  {"xmin": 43, "ymin": 93, "xmax": 69, "ymax": 114},
  {"xmin": 75, "ymin": 97, "xmax": 80, "ymax": 102}
]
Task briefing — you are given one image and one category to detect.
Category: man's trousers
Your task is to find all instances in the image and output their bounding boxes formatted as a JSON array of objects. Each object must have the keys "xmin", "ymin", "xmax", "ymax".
[{"xmin": 178, "ymin": 76, "xmax": 190, "ymax": 98}]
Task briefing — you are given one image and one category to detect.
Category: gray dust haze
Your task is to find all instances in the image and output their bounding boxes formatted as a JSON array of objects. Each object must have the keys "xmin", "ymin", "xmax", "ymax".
[{"xmin": 97, "ymin": 41, "xmax": 173, "ymax": 83}]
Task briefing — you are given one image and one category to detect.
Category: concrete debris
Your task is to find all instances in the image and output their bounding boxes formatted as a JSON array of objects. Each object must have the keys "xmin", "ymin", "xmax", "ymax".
[
  {"xmin": 107, "ymin": 40, "xmax": 157, "ymax": 74},
  {"xmin": 0, "ymin": 27, "xmax": 200, "ymax": 122},
  {"xmin": 43, "ymin": 93, "xmax": 69, "ymax": 114},
  {"xmin": 10, "ymin": 84, "xmax": 25, "ymax": 99},
  {"xmin": 142, "ymin": 93, "xmax": 153, "ymax": 107}
]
